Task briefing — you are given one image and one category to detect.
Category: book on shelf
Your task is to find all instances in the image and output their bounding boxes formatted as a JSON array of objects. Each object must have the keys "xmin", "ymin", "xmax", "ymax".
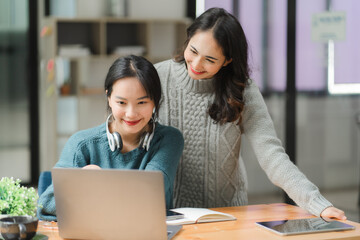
[
  {"xmin": 58, "ymin": 45, "xmax": 90, "ymax": 57},
  {"xmin": 166, "ymin": 207, "xmax": 236, "ymax": 225}
]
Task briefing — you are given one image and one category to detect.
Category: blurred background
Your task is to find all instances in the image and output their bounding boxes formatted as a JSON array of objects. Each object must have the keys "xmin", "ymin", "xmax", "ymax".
[{"xmin": 0, "ymin": 0, "xmax": 359, "ymax": 221}]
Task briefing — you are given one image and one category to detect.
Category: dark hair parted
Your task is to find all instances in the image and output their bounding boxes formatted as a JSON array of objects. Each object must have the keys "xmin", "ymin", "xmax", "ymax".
[
  {"xmin": 104, "ymin": 55, "xmax": 162, "ymax": 119},
  {"xmin": 175, "ymin": 8, "xmax": 250, "ymax": 125}
]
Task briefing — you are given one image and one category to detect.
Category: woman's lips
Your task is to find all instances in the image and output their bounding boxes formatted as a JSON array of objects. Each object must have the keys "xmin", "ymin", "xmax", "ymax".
[
  {"xmin": 190, "ymin": 66, "xmax": 205, "ymax": 75},
  {"xmin": 123, "ymin": 119, "xmax": 141, "ymax": 126}
]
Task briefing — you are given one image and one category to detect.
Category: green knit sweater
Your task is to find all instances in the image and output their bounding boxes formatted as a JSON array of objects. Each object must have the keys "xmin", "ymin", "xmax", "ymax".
[
  {"xmin": 155, "ymin": 59, "xmax": 332, "ymax": 217},
  {"xmin": 38, "ymin": 122, "xmax": 184, "ymax": 221}
]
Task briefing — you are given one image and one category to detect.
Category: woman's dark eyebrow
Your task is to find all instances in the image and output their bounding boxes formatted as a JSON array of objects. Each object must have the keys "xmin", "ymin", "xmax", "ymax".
[
  {"xmin": 137, "ymin": 96, "xmax": 149, "ymax": 100},
  {"xmin": 115, "ymin": 95, "xmax": 149, "ymax": 100},
  {"xmin": 190, "ymin": 45, "xmax": 218, "ymax": 61},
  {"xmin": 115, "ymin": 96, "xmax": 126, "ymax": 100},
  {"xmin": 190, "ymin": 45, "xmax": 199, "ymax": 53}
]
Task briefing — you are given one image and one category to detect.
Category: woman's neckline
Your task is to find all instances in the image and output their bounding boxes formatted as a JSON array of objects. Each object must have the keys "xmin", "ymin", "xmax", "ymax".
[{"xmin": 172, "ymin": 61, "xmax": 214, "ymax": 94}]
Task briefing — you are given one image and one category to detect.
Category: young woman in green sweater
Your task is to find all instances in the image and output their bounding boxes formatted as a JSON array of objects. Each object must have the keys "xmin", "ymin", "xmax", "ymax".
[{"xmin": 38, "ymin": 55, "xmax": 184, "ymax": 221}]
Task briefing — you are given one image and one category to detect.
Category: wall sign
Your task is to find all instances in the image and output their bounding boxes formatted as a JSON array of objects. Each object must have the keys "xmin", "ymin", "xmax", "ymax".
[{"xmin": 312, "ymin": 11, "xmax": 346, "ymax": 42}]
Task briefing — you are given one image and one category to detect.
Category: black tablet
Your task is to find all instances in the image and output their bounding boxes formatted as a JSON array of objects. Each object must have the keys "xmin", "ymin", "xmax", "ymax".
[{"xmin": 255, "ymin": 218, "xmax": 355, "ymax": 236}]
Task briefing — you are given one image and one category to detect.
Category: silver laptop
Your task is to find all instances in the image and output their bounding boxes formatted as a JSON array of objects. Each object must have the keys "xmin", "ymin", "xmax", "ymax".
[{"xmin": 52, "ymin": 168, "xmax": 181, "ymax": 240}]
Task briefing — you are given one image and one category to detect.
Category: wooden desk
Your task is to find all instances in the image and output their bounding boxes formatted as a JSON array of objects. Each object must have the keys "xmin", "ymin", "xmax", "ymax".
[{"xmin": 37, "ymin": 203, "xmax": 360, "ymax": 240}]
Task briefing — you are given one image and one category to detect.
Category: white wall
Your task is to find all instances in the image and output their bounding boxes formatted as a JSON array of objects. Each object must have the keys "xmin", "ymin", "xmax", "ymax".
[{"xmin": 128, "ymin": 0, "xmax": 186, "ymax": 19}]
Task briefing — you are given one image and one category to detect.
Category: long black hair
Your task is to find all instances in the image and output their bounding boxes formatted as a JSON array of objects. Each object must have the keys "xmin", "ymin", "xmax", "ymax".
[
  {"xmin": 175, "ymin": 8, "xmax": 250, "ymax": 125},
  {"xmin": 104, "ymin": 55, "xmax": 162, "ymax": 119}
]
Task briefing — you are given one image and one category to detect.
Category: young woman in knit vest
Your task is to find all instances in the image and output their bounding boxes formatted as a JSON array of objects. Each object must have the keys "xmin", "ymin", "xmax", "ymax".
[
  {"xmin": 38, "ymin": 55, "xmax": 184, "ymax": 221},
  {"xmin": 154, "ymin": 7, "xmax": 346, "ymax": 220}
]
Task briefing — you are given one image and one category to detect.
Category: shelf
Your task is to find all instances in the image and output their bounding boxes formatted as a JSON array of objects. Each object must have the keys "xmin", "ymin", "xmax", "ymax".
[
  {"xmin": 106, "ymin": 22, "xmax": 147, "ymax": 55},
  {"xmin": 40, "ymin": 16, "xmax": 191, "ymax": 166},
  {"xmin": 57, "ymin": 21, "xmax": 102, "ymax": 55},
  {"xmin": 43, "ymin": 17, "xmax": 190, "ymax": 59}
]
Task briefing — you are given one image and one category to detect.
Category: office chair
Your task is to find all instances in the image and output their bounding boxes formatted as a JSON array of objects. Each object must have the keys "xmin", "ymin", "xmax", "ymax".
[{"xmin": 38, "ymin": 171, "xmax": 52, "ymax": 197}]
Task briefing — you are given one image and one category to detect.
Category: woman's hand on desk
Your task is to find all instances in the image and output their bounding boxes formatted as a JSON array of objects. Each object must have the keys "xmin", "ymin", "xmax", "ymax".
[
  {"xmin": 82, "ymin": 165, "xmax": 101, "ymax": 170},
  {"xmin": 320, "ymin": 206, "xmax": 347, "ymax": 220}
]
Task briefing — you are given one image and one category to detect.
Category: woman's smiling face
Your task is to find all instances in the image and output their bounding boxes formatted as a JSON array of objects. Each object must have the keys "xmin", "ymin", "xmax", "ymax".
[
  {"xmin": 108, "ymin": 77, "xmax": 154, "ymax": 137},
  {"xmin": 184, "ymin": 30, "xmax": 232, "ymax": 80}
]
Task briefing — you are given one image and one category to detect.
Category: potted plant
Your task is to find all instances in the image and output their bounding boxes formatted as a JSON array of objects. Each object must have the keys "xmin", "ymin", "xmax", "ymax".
[{"xmin": 0, "ymin": 177, "xmax": 39, "ymax": 218}]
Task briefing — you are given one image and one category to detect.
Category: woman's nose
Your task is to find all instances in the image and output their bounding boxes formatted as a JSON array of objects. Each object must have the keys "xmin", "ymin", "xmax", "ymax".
[
  {"xmin": 192, "ymin": 57, "xmax": 202, "ymax": 70},
  {"xmin": 125, "ymin": 106, "xmax": 138, "ymax": 118}
]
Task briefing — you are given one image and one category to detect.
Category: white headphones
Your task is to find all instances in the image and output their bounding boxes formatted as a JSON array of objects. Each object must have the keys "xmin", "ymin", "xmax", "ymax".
[{"xmin": 106, "ymin": 113, "xmax": 155, "ymax": 152}]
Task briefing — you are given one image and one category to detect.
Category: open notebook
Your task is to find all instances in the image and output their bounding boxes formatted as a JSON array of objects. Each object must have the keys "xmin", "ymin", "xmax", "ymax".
[
  {"xmin": 52, "ymin": 168, "xmax": 181, "ymax": 240},
  {"xmin": 167, "ymin": 208, "xmax": 236, "ymax": 225}
]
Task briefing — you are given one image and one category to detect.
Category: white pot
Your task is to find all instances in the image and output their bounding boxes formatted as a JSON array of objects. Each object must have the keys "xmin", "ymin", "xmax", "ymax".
[{"xmin": 0, "ymin": 214, "xmax": 10, "ymax": 219}]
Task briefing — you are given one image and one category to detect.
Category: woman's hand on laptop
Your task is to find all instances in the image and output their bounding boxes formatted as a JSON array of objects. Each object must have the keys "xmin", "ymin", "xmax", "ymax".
[
  {"xmin": 82, "ymin": 164, "xmax": 101, "ymax": 170},
  {"xmin": 320, "ymin": 206, "xmax": 347, "ymax": 220}
]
